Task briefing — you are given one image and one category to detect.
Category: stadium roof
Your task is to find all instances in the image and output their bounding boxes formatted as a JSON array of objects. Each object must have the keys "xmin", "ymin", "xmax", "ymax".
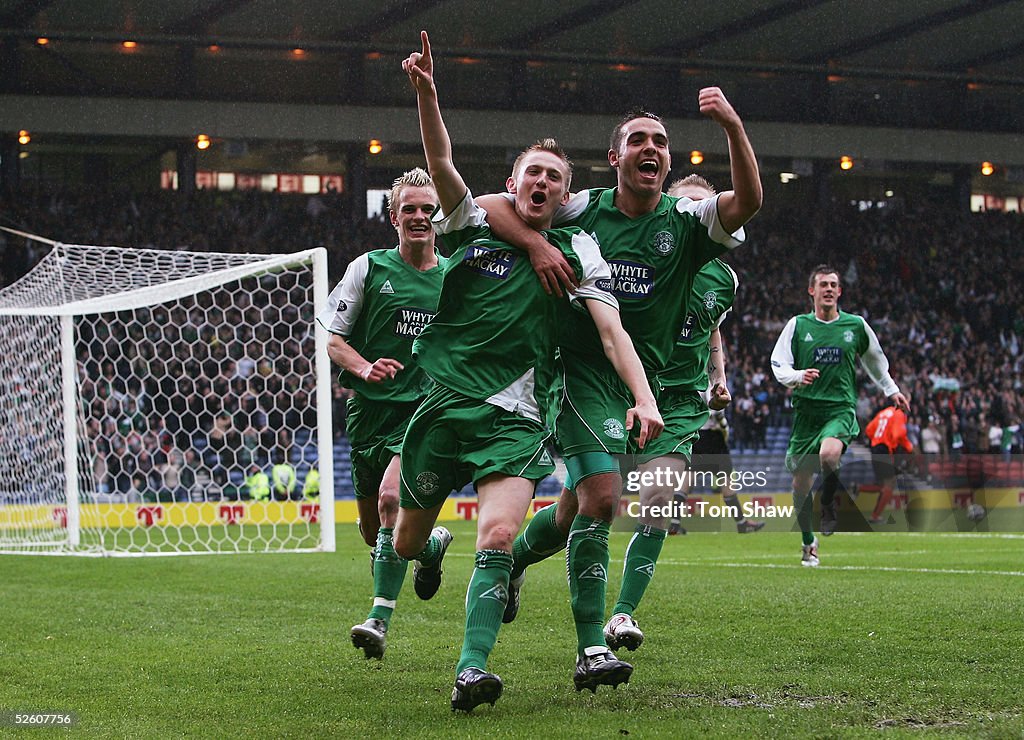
[{"xmin": 3, "ymin": 0, "xmax": 1023, "ymax": 133}]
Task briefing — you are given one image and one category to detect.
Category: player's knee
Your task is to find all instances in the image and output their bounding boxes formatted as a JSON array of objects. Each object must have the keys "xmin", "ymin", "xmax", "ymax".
[
  {"xmin": 477, "ymin": 522, "xmax": 517, "ymax": 552},
  {"xmin": 377, "ymin": 487, "xmax": 400, "ymax": 521},
  {"xmin": 639, "ymin": 485, "xmax": 673, "ymax": 509}
]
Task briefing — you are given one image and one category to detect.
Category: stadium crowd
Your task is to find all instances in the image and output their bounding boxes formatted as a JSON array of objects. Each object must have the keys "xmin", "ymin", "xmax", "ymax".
[{"xmin": 2, "ymin": 186, "xmax": 1022, "ymax": 494}]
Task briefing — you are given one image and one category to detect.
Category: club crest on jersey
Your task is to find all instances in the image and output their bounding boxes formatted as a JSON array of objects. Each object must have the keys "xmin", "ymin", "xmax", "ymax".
[
  {"xmin": 596, "ymin": 260, "xmax": 655, "ymax": 299},
  {"xmin": 703, "ymin": 290, "xmax": 718, "ymax": 310},
  {"xmin": 416, "ymin": 471, "xmax": 440, "ymax": 495},
  {"xmin": 336, "ymin": 300, "xmax": 348, "ymax": 312},
  {"xmin": 393, "ymin": 306, "xmax": 435, "ymax": 338},
  {"xmin": 653, "ymin": 230, "xmax": 675, "ymax": 256},
  {"xmin": 843, "ymin": 330, "xmax": 854, "ymax": 343},
  {"xmin": 603, "ymin": 418, "xmax": 625, "ymax": 440},
  {"xmin": 379, "ymin": 279, "xmax": 395, "ymax": 294},
  {"xmin": 462, "ymin": 245, "xmax": 516, "ymax": 280},
  {"xmin": 813, "ymin": 346, "xmax": 843, "ymax": 364}
]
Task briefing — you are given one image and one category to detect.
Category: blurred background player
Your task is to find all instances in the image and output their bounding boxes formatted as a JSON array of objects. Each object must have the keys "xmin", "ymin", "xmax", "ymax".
[
  {"xmin": 486, "ymin": 93, "xmax": 761, "ymax": 667},
  {"xmin": 865, "ymin": 402, "xmax": 913, "ymax": 524},
  {"xmin": 771, "ymin": 265, "xmax": 910, "ymax": 566},
  {"xmin": 662, "ymin": 175, "xmax": 764, "ymax": 539},
  {"xmin": 318, "ymin": 167, "xmax": 448, "ymax": 660},
  {"xmin": 396, "ymin": 31, "xmax": 660, "ymax": 710}
]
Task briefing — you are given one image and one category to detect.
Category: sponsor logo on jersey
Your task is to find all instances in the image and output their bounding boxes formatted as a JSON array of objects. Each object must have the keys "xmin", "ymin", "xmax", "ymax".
[
  {"xmin": 803, "ymin": 332, "xmax": 813, "ymax": 341},
  {"xmin": 635, "ymin": 562, "xmax": 655, "ymax": 577},
  {"xmin": 678, "ymin": 313, "xmax": 696, "ymax": 342},
  {"xmin": 580, "ymin": 563, "xmax": 608, "ymax": 581},
  {"xmin": 603, "ymin": 418, "xmax": 625, "ymax": 440},
  {"xmin": 393, "ymin": 306, "xmax": 435, "ymax": 338},
  {"xmin": 416, "ymin": 471, "xmax": 440, "ymax": 495},
  {"xmin": 843, "ymin": 330, "xmax": 854, "ymax": 343},
  {"xmin": 813, "ymin": 346, "xmax": 843, "ymax": 364},
  {"xmin": 703, "ymin": 290, "xmax": 718, "ymax": 310},
  {"xmin": 461, "ymin": 245, "xmax": 517, "ymax": 279},
  {"xmin": 479, "ymin": 583, "xmax": 509, "ymax": 603},
  {"xmin": 596, "ymin": 260, "xmax": 655, "ymax": 299},
  {"xmin": 653, "ymin": 230, "xmax": 675, "ymax": 256},
  {"xmin": 379, "ymin": 279, "xmax": 395, "ymax": 294}
]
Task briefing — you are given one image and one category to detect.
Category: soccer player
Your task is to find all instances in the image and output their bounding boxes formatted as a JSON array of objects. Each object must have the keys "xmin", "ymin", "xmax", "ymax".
[
  {"xmin": 605, "ymin": 175, "xmax": 761, "ymax": 650},
  {"xmin": 771, "ymin": 265, "xmax": 910, "ymax": 566},
  {"xmin": 664, "ymin": 175, "xmax": 764, "ymax": 540},
  {"xmin": 318, "ymin": 167, "xmax": 449, "ymax": 660},
  {"xmin": 865, "ymin": 403, "xmax": 913, "ymax": 524},
  {"xmin": 394, "ymin": 31, "xmax": 661, "ymax": 711},
  {"xmin": 483, "ymin": 94, "xmax": 762, "ymax": 665}
]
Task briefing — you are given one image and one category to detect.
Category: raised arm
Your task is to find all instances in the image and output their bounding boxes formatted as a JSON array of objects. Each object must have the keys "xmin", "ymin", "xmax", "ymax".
[
  {"xmin": 402, "ymin": 31, "xmax": 466, "ymax": 215},
  {"xmin": 585, "ymin": 300, "xmax": 663, "ymax": 449},
  {"xmin": 698, "ymin": 87, "xmax": 762, "ymax": 234}
]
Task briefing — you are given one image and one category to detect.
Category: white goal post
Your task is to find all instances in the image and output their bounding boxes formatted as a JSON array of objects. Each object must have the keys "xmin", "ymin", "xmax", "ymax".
[{"xmin": 0, "ymin": 237, "xmax": 334, "ymax": 555}]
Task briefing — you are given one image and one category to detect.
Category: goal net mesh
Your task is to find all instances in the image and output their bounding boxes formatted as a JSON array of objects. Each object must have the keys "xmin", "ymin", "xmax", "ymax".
[{"xmin": 0, "ymin": 242, "xmax": 331, "ymax": 555}]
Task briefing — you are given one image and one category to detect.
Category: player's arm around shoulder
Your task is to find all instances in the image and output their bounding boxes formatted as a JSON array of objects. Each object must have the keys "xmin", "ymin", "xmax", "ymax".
[{"xmin": 584, "ymin": 300, "xmax": 663, "ymax": 449}]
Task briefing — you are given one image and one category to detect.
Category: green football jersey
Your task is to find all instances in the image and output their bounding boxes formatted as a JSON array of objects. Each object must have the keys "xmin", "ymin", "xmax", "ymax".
[
  {"xmin": 414, "ymin": 191, "xmax": 617, "ymax": 423},
  {"xmin": 557, "ymin": 188, "xmax": 744, "ymax": 373},
  {"xmin": 318, "ymin": 247, "xmax": 446, "ymax": 403},
  {"xmin": 660, "ymin": 258, "xmax": 738, "ymax": 391},
  {"xmin": 786, "ymin": 311, "xmax": 870, "ymax": 409}
]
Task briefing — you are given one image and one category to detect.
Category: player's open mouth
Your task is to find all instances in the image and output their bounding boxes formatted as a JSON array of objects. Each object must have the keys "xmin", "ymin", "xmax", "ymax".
[
  {"xmin": 409, "ymin": 224, "xmax": 430, "ymax": 233},
  {"xmin": 638, "ymin": 160, "xmax": 659, "ymax": 177},
  {"xmin": 530, "ymin": 192, "xmax": 547, "ymax": 205}
]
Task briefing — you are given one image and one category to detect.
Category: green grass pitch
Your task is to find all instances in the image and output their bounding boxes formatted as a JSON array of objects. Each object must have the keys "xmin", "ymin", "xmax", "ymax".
[{"xmin": 2, "ymin": 521, "xmax": 1022, "ymax": 737}]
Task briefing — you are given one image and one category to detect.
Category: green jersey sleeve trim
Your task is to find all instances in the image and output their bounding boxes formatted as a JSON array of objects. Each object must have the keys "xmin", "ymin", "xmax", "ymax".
[{"xmin": 317, "ymin": 251, "xmax": 370, "ymax": 337}]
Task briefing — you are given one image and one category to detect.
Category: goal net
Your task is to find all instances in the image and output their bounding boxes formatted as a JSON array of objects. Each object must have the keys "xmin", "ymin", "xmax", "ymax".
[{"xmin": 0, "ymin": 239, "xmax": 335, "ymax": 555}]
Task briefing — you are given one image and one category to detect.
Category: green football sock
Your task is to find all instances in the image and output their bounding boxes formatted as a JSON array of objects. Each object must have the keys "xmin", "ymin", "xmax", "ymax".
[
  {"xmin": 795, "ymin": 490, "xmax": 815, "ymax": 545},
  {"xmin": 511, "ymin": 503, "xmax": 567, "ymax": 580},
  {"xmin": 411, "ymin": 530, "xmax": 442, "ymax": 567},
  {"xmin": 723, "ymin": 493, "xmax": 744, "ymax": 521},
  {"xmin": 566, "ymin": 515, "xmax": 610, "ymax": 653},
  {"xmin": 367, "ymin": 527, "xmax": 408, "ymax": 626},
  {"xmin": 613, "ymin": 525, "xmax": 666, "ymax": 616},
  {"xmin": 456, "ymin": 550, "xmax": 513, "ymax": 675},
  {"xmin": 820, "ymin": 470, "xmax": 840, "ymax": 507}
]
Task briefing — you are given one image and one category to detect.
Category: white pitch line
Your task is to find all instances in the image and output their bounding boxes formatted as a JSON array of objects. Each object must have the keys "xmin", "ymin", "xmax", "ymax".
[
  {"xmin": 445, "ymin": 551, "xmax": 1024, "ymax": 576},
  {"xmin": 651, "ymin": 558, "xmax": 1024, "ymax": 577}
]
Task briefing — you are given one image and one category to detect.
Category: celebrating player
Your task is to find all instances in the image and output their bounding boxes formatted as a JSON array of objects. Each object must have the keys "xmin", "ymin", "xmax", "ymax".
[
  {"xmin": 318, "ymin": 168, "xmax": 449, "ymax": 660},
  {"xmin": 771, "ymin": 265, "xmax": 910, "ymax": 566},
  {"xmin": 483, "ymin": 93, "xmax": 761, "ymax": 665},
  {"xmin": 394, "ymin": 31, "xmax": 661, "ymax": 711},
  {"xmin": 661, "ymin": 175, "xmax": 765, "ymax": 540}
]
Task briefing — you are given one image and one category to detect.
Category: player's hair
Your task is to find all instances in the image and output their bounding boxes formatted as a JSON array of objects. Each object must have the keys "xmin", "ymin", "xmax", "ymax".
[
  {"xmin": 808, "ymin": 263, "xmax": 841, "ymax": 289},
  {"xmin": 511, "ymin": 138, "xmax": 573, "ymax": 190},
  {"xmin": 668, "ymin": 174, "xmax": 716, "ymax": 197},
  {"xmin": 610, "ymin": 108, "xmax": 663, "ymax": 152},
  {"xmin": 388, "ymin": 167, "xmax": 435, "ymax": 214}
]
